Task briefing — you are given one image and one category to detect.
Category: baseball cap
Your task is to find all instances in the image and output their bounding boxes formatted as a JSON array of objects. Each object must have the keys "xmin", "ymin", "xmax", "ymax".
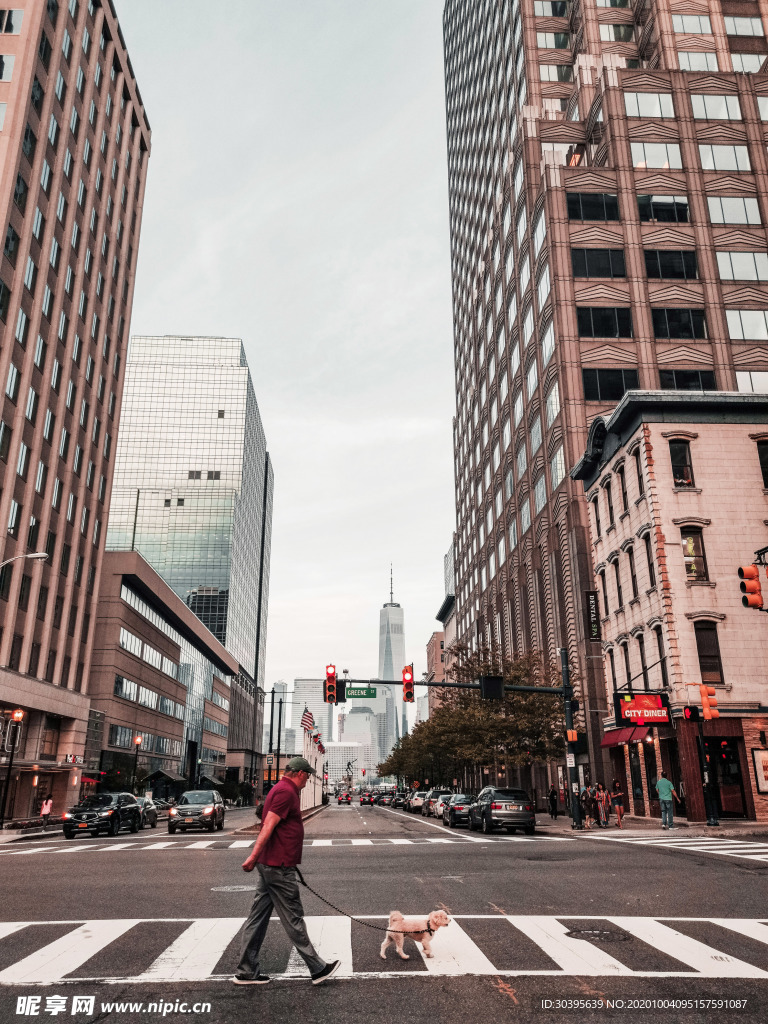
[{"xmin": 286, "ymin": 756, "xmax": 317, "ymax": 776}]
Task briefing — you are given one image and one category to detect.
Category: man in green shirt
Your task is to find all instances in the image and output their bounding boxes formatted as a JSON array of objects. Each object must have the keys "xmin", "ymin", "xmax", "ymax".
[{"xmin": 655, "ymin": 771, "xmax": 680, "ymax": 829}]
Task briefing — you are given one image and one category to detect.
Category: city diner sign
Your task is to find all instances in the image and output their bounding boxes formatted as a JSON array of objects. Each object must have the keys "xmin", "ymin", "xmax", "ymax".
[{"xmin": 613, "ymin": 691, "xmax": 671, "ymax": 727}]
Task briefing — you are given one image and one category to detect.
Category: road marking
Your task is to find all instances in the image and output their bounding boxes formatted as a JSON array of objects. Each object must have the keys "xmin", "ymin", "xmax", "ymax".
[
  {"xmin": 607, "ymin": 917, "xmax": 768, "ymax": 978},
  {"xmin": 350, "ymin": 839, "xmax": 373, "ymax": 846},
  {"xmin": 418, "ymin": 919, "xmax": 496, "ymax": 975},
  {"xmin": 711, "ymin": 919, "xmax": 768, "ymax": 945},
  {"xmin": 0, "ymin": 923, "xmax": 27, "ymax": 941},
  {"xmin": 55, "ymin": 845, "xmax": 108, "ymax": 854},
  {"xmin": 383, "ymin": 807, "xmax": 489, "ymax": 842},
  {"xmin": 389, "ymin": 839, "xmax": 413, "ymax": 845},
  {"xmin": 183, "ymin": 841, "xmax": 217, "ymax": 849},
  {"xmin": 228, "ymin": 841, "xmax": 253, "ymax": 849},
  {"xmin": 0, "ymin": 920, "xmax": 140, "ymax": 983},
  {"xmin": 506, "ymin": 916, "xmax": 632, "ymax": 976},
  {"xmin": 140, "ymin": 842, "xmax": 176, "ymax": 850},
  {"xmin": 135, "ymin": 918, "xmax": 244, "ymax": 982},
  {"xmin": 310, "ymin": 839, "xmax": 333, "ymax": 847},
  {"xmin": 99, "ymin": 843, "xmax": 137, "ymax": 853},
  {"xmin": 582, "ymin": 833, "xmax": 768, "ymax": 861}
]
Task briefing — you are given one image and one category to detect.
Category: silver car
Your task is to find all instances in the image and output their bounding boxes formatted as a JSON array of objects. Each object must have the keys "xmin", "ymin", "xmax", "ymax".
[
  {"xmin": 468, "ymin": 787, "xmax": 535, "ymax": 835},
  {"xmin": 410, "ymin": 790, "xmax": 425, "ymax": 813}
]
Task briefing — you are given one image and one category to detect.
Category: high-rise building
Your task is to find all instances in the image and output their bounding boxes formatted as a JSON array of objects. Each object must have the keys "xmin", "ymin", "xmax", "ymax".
[
  {"xmin": 293, "ymin": 678, "xmax": 333, "ymax": 744},
  {"xmin": 106, "ymin": 335, "xmax": 273, "ymax": 781},
  {"xmin": 0, "ymin": 0, "xmax": 151, "ymax": 817},
  {"xmin": 442, "ymin": 0, "xmax": 768, "ymax": 780},
  {"xmin": 376, "ymin": 573, "xmax": 406, "ymax": 749}
]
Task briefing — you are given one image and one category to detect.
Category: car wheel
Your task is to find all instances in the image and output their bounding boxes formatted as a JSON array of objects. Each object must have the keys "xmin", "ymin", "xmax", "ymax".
[
  {"xmin": 208, "ymin": 821, "xmax": 216, "ymax": 833},
  {"xmin": 109, "ymin": 817, "xmax": 120, "ymax": 837},
  {"xmin": 216, "ymin": 817, "xmax": 224, "ymax": 831},
  {"xmin": 507, "ymin": 827, "xmax": 516, "ymax": 834},
  {"xmin": 130, "ymin": 816, "xmax": 139, "ymax": 833},
  {"xmin": 524, "ymin": 825, "xmax": 535, "ymax": 836},
  {"xmin": 150, "ymin": 819, "xmax": 157, "ymax": 829},
  {"xmin": 447, "ymin": 813, "xmax": 454, "ymax": 828},
  {"xmin": 63, "ymin": 831, "xmax": 74, "ymax": 840},
  {"xmin": 482, "ymin": 815, "xmax": 494, "ymax": 835},
  {"xmin": 468, "ymin": 814, "xmax": 478, "ymax": 832},
  {"xmin": 139, "ymin": 817, "xmax": 145, "ymax": 830},
  {"xmin": 168, "ymin": 825, "xmax": 176, "ymax": 835}
]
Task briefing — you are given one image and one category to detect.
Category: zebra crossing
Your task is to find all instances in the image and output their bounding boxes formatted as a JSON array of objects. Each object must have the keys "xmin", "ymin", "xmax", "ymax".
[
  {"xmin": 0, "ymin": 835, "xmax": 573, "ymax": 858},
  {"xmin": 581, "ymin": 832, "xmax": 768, "ymax": 862},
  {"xmin": 1, "ymin": 915, "xmax": 768, "ymax": 982}
]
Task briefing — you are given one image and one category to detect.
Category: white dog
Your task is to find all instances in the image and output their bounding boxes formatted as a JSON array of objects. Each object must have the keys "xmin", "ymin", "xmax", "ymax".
[{"xmin": 379, "ymin": 909, "xmax": 451, "ymax": 960}]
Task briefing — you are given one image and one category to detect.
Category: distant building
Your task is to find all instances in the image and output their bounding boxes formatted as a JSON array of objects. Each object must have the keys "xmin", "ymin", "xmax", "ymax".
[
  {"xmin": 293, "ymin": 679, "xmax": 333, "ymax": 743},
  {"xmin": 339, "ymin": 706, "xmax": 380, "ymax": 765},
  {"xmin": 372, "ymin": 575, "xmax": 406, "ymax": 754},
  {"xmin": 415, "ymin": 694, "xmax": 430, "ymax": 725},
  {"xmin": 431, "ymin": 547, "xmax": 456, "ymax": 716},
  {"xmin": 325, "ymin": 741, "xmax": 378, "ymax": 785}
]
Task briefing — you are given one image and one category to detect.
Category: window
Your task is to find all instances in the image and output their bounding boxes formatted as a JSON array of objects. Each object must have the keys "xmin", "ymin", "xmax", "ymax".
[
  {"xmin": 710, "ymin": 194, "xmax": 759, "ymax": 224},
  {"xmin": 681, "ymin": 527, "xmax": 708, "ymax": 580},
  {"xmin": 114, "ymin": 674, "xmax": 137, "ymax": 701},
  {"xmin": 631, "ymin": 143, "xmax": 683, "ymax": 169},
  {"xmin": 16, "ymin": 441, "xmax": 28, "ymax": 479},
  {"xmin": 605, "ymin": 481, "xmax": 615, "ymax": 526},
  {"xmin": 645, "ymin": 250, "xmax": 697, "ymax": 280},
  {"xmin": 600, "ymin": 24, "xmax": 634, "ymax": 41},
  {"xmin": 670, "ymin": 439, "xmax": 695, "ymax": 487},
  {"xmin": 577, "ymin": 307, "xmax": 633, "ymax": 337},
  {"xmin": 566, "ymin": 193, "xmax": 619, "ymax": 221},
  {"xmin": 757, "ymin": 441, "xmax": 768, "ymax": 487},
  {"xmin": 624, "ymin": 92, "xmax": 674, "ymax": 118},
  {"xmin": 5, "ymin": 362, "xmax": 19, "ymax": 401},
  {"xmin": 717, "ymin": 251, "xmax": 768, "ymax": 281},
  {"xmin": 627, "ymin": 546, "xmax": 639, "ymax": 599},
  {"xmin": 725, "ymin": 16, "xmax": 764, "ymax": 36},
  {"xmin": 659, "ymin": 368, "xmax": 716, "ymax": 391},
  {"xmin": 540, "ymin": 63, "xmax": 573, "ymax": 82},
  {"xmin": 691, "ymin": 94, "xmax": 742, "ymax": 120},
  {"xmin": 599, "ymin": 569, "xmax": 609, "ymax": 616},
  {"xmin": 613, "ymin": 560, "xmax": 623, "ymax": 608},
  {"xmin": 694, "ymin": 622, "xmax": 724, "ymax": 685},
  {"xmin": 7, "ymin": 499, "xmax": 20, "ymax": 537},
  {"xmin": 119, "ymin": 627, "xmax": 142, "ymax": 657},
  {"xmin": 0, "ymin": 276, "xmax": 8, "ymax": 322},
  {"xmin": 673, "ymin": 14, "xmax": 711, "ymax": 33},
  {"xmin": 551, "ymin": 446, "xmax": 566, "ymax": 490},
  {"xmin": 537, "ymin": 31, "xmax": 569, "ymax": 47},
  {"xmin": 726, "ymin": 309, "xmax": 768, "ymax": 340},
  {"xmin": 3, "ymin": 223, "xmax": 19, "ymax": 265},
  {"xmin": 571, "ymin": 248, "xmax": 626, "ymax": 278},
  {"xmin": 652, "ymin": 308, "xmax": 707, "ymax": 339},
  {"xmin": 534, "ymin": 1, "xmax": 568, "ymax": 13},
  {"xmin": 738, "ymin": 370, "xmax": 768, "ymax": 392},
  {"xmin": 520, "ymin": 497, "xmax": 531, "ymax": 534},
  {"xmin": 699, "ymin": 145, "xmax": 751, "ymax": 172},
  {"xmin": 637, "ymin": 634, "xmax": 649, "ymax": 689},
  {"xmin": 24, "ymin": 256, "xmax": 37, "ymax": 294},
  {"xmin": 678, "ymin": 51, "xmax": 718, "ymax": 72},
  {"xmin": 582, "ymin": 368, "xmax": 639, "ymax": 401},
  {"xmin": 731, "ymin": 53, "xmax": 765, "ymax": 73},
  {"xmin": 13, "ymin": 172, "xmax": 27, "ymax": 213},
  {"xmin": 592, "ymin": 496, "xmax": 601, "ymax": 538},
  {"xmin": 634, "ymin": 448, "xmax": 645, "ymax": 498},
  {"xmin": 545, "ymin": 380, "xmax": 560, "ymax": 426}
]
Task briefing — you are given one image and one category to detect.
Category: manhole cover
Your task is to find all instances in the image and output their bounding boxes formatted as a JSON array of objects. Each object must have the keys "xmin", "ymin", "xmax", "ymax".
[
  {"xmin": 211, "ymin": 885, "xmax": 257, "ymax": 892},
  {"xmin": 566, "ymin": 929, "xmax": 632, "ymax": 943}
]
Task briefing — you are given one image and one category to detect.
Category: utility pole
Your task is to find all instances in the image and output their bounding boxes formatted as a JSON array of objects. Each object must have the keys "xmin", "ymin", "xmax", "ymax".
[
  {"xmin": 267, "ymin": 689, "xmax": 275, "ymax": 790},
  {"xmin": 0, "ymin": 711, "xmax": 25, "ymax": 829},
  {"xmin": 274, "ymin": 699, "xmax": 283, "ymax": 785},
  {"xmin": 560, "ymin": 648, "xmax": 583, "ymax": 830}
]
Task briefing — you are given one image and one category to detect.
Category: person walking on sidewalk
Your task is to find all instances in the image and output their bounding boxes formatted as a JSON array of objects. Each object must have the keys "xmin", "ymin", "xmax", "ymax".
[
  {"xmin": 610, "ymin": 780, "xmax": 625, "ymax": 829},
  {"xmin": 547, "ymin": 786, "xmax": 558, "ymax": 820},
  {"xmin": 655, "ymin": 770, "xmax": 680, "ymax": 830},
  {"xmin": 40, "ymin": 795, "xmax": 53, "ymax": 830},
  {"xmin": 234, "ymin": 756, "xmax": 341, "ymax": 987}
]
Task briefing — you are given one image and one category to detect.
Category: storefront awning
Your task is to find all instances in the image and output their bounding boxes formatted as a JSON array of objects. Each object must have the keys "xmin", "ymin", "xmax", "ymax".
[
  {"xmin": 601, "ymin": 726, "xmax": 649, "ymax": 747},
  {"xmin": 199, "ymin": 773, "xmax": 225, "ymax": 785},
  {"xmin": 144, "ymin": 768, "xmax": 187, "ymax": 783}
]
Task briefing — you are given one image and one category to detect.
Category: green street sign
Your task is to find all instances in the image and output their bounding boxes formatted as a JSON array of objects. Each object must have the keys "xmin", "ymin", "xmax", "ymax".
[{"xmin": 346, "ymin": 687, "xmax": 377, "ymax": 699}]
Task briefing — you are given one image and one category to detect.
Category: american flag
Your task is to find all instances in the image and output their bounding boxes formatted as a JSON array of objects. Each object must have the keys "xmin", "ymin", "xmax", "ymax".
[{"xmin": 300, "ymin": 707, "xmax": 314, "ymax": 731}]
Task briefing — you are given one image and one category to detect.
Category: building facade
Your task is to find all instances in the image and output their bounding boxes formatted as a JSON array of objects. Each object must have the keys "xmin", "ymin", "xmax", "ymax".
[
  {"xmin": 442, "ymin": 0, "xmax": 768, "ymax": 784},
  {"xmin": 378, "ymin": 593, "xmax": 406, "ymax": 748},
  {"xmin": 573, "ymin": 391, "xmax": 768, "ymax": 822},
  {"xmin": 0, "ymin": 0, "xmax": 150, "ymax": 818},
  {"xmin": 105, "ymin": 335, "xmax": 273, "ymax": 782},
  {"xmin": 325, "ymin": 740, "xmax": 378, "ymax": 785},
  {"xmin": 293, "ymin": 679, "xmax": 333, "ymax": 745}
]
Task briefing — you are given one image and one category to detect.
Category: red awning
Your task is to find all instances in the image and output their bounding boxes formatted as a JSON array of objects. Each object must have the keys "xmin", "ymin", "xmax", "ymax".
[
  {"xmin": 601, "ymin": 727, "xmax": 635, "ymax": 747},
  {"xmin": 631, "ymin": 727, "xmax": 649, "ymax": 742}
]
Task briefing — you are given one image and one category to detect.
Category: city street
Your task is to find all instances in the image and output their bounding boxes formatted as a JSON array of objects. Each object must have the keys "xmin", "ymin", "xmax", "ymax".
[{"xmin": 2, "ymin": 804, "xmax": 768, "ymax": 1023}]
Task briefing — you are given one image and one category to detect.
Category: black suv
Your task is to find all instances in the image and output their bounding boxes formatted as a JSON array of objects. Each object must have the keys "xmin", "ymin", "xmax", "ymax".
[
  {"xmin": 63, "ymin": 793, "xmax": 141, "ymax": 839},
  {"xmin": 168, "ymin": 790, "xmax": 225, "ymax": 833}
]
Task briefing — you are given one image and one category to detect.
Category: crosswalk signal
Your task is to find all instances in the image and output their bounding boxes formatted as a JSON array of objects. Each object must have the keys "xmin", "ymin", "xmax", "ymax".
[
  {"xmin": 324, "ymin": 664, "xmax": 337, "ymax": 704},
  {"xmin": 739, "ymin": 564, "xmax": 764, "ymax": 608},
  {"xmin": 700, "ymin": 684, "xmax": 719, "ymax": 720},
  {"xmin": 683, "ymin": 705, "xmax": 700, "ymax": 722},
  {"xmin": 402, "ymin": 665, "xmax": 414, "ymax": 702}
]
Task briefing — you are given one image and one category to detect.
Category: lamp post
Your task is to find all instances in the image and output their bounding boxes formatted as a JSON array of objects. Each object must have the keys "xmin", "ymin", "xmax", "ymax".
[{"xmin": 131, "ymin": 735, "xmax": 142, "ymax": 793}]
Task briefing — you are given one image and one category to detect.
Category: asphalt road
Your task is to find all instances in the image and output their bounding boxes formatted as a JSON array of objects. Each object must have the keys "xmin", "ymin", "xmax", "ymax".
[{"xmin": 1, "ymin": 802, "xmax": 768, "ymax": 1024}]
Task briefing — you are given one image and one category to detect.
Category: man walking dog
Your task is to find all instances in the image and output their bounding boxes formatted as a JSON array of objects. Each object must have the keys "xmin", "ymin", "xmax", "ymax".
[{"xmin": 234, "ymin": 756, "xmax": 341, "ymax": 986}]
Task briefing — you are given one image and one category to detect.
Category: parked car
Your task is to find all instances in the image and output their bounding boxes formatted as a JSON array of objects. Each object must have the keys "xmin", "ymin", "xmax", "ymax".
[
  {"xmin": 168, "ymin": 790, "xmax": 225, "ymax": 833},
  {"xmin": 360, "ymin": 791, "xmax": 374, "ymax": 805},
  {"xmin": 391, "ymin": 791, "xmax": 406, "ymax": 808},
  {"xmin": 442, "ymin": 793, "xmax": 471, "ymax": 828},
  {"xmin": 337, "ymin": 792, "xmax": 351, "ymax": 805},
  {"xmin": 378, "ymin": 793, "xmax": 393, "ymax": 806},
  {"xmin": 467, "ymin": 787, "xmax": 535, "ymax": 835},
  {"xmin": 62, "ymin": 793, "xmax": 141, "ymax": 839},
  {"xmin": 423, "ymin": 789, "xmax": 452, "ymax": 817},
  {"xmin": 409, "ymin": 791, "xmax": 425, "ymax": 813},
  {"xmin": 136, "ymin": 796, "xmax": 158, "ymax": 830},
  {"xmin": 153, "ymin": 798, "xmax": 172, "ymax": 811},
  {"xmin": 433, "ymin": 793, "xmax": 453, "ymax": 819}
]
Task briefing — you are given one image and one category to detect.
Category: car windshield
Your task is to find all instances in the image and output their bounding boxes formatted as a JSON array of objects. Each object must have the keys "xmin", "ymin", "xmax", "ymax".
[
  {"xmin": 179, "ymin": 791, "xmax": 215, "ymax": 805},
  {"xmin": 76, "ymin": 795, "xmax": 115, "ymax": 808},
  {"xmin": 492, "ymin": 790, "xmax": 529, "ymax": 800},
  {"xmin": 450, "ymin": 795, "xmax": 468, "ymax": 803}
]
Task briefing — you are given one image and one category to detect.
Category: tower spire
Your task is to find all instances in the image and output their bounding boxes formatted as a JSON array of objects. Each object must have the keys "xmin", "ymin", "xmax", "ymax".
[{"xmin": 390, "ymin": 563, "xmax": 393, "ymax": 604}]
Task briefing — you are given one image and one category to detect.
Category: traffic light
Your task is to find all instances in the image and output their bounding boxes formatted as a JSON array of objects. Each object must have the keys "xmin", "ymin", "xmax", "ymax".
[
  {"xmin": 683, "ymin": 705, "xmax": 700, "ymax": 723},
  {"xmin": 402, "ymin": 665, "xmax": 414, "ymax": 702},
  {"xmin": 700, "ymin": 684, "xmax": 719, "ymax": 720},
  {"xmin": 362, "ymin": 769, "xmax": 366, "ymax": 776},
  {"xmin": 739, "ymin": 564, "xmax": 764, "ymax": 608},
  {"xmin": 324, "ymin": 664, "xmax": 337, "ymax": 703}
]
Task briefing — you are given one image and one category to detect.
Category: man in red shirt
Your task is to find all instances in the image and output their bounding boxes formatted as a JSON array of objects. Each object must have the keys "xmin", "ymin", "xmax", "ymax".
[{"xmin": 233, "ymin": 756, "xmax": 341, "ymax": 986}]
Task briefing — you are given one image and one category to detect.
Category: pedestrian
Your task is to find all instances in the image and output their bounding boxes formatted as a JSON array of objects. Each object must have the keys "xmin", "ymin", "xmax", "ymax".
[
  {"xmin": 579, "ymin": 786, "xmax": 592, "ymax": 829},
  {"xmin": 655, "ymin": 770, "xmax": 680, "ymax": 830},
  {"xmin": 40, "ymin": 794, "xmax": 53, "ymax": 830},
  {"xmin": 235, "ymin": 756, "xmax": 341, "ymax": 986},
  {"xmin": 588, "ymin": 784, "xmax": 600, "ymax": 828},
  {"xmin": 595, "ymin": 783, "xmax": 609, "ymax": 828},
  {"xmin": 547, "ymin": 785, "xmax": 558, "ymax": 820},
  {"xmin": 611, "ymin": 779, "xmax": 625, "ymax": 829}
]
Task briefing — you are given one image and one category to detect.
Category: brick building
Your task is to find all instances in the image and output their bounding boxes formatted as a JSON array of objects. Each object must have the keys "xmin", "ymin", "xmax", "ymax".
[{"xmin": 572, "ymin": 391, "xmax": 768, "ymax": 822}]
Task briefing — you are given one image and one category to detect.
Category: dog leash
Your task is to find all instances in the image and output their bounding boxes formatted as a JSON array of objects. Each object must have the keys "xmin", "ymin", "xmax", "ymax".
[{"xmin": 294, "ymin": 867, "xmax": 434, "ymax": 936}]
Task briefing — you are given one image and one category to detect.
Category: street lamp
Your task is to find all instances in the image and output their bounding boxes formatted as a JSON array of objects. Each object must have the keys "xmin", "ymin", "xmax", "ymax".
[
  {"xmin": 0, "ymin": 551, "xmax": 48, "ymax": 571},
  {"xmin": 131, "ymin": 735, "xmax": 142, "ymax": 793},
  {"xmin": 0, "ymin": 709, "xmax": 26, "ymax": 829}
]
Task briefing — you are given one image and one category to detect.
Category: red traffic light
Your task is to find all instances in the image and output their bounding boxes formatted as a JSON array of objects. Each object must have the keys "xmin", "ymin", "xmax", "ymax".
[
  {"xmin": 362, "ymin": 768, "xmax": 366, "ymax": 776},
  {"xmin": 324, "ymin": 664, "xmax": 337, "ymax": 704},
  {"xmin": 739, "ymin": 564, "xmax": 764, "ymax": 608},
  {"xmin": 402, "ymin": 665, "xmax": 415, "ymax": 702},
  {"xmin": 683, "ymin": 705, "xmax": 700, "ymax": 722},
  {"xmin": 11, "ymin": 709, "xmax": 25, "ymax": 722},
  {"xmin": 700, "ymin": 684, "xmax": 720, "ymax": 720}
]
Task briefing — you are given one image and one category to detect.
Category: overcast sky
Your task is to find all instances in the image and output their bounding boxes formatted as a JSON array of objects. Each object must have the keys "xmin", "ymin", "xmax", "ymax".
[{"xmin": 116, "ymin": 1, "xmax": 454, "ymax": 720}]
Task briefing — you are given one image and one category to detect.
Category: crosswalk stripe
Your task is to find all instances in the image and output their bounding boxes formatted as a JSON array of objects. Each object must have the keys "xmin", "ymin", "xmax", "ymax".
[
  {"xmin": 135, "ymin": 919, "xmax": 244, "ymax": 981},
  {"xmin": 183, "ymin": 841, "xmax": 217, "ymax": 849},
  {"xmin": 309, "ymin": 916, "xmax": 353, "ymax": 976},
  {"xmin": 389, "ymin": 839, "xmax": 413, "ymax": 844},
  {"xmin": 0, "ymin": 923, "xmax": 28, "ymax": 941},
  {"xmin": 99, "ymin": 842, "xmax": 137, "ymax": 853},
  {"xmin": 0, "ymin": 920, "xmax": 140, "ymax": 983},
  {"xmin": 607, "ymin": 918, "xmax": 768, "ymax": 978},
  {"xmin": 711, "ymin": 919, "xmax": 768, "ymax": 945},
  {"xmin": 505, "ymin": 916, "xmax": 632, "ymax": 975},
  {"xmin": 425, "ymin": 838, "xmax": 453, "ymax": 844},
  {"xmin": 350, "ymin": 839, "xmax": 373, "ymax": 846},
  {"xmin": 419, "ymin": 919, "xmax": 497, "ymax": 975},
  {"xmin": 140, "ymin": 842, "xmax": 176, "ymax": 850},
  {"xmin": 4, "ymin": 847, "xmax": 51, "ymax": 855},
  {"xmin": 55, "ymin": 845, "xmax": 107, "ymax": 854},
  {"xmin": 311, "ymin": 840, "xmax": 333, "ymax": 846},
  {"xmin": 228, "ymin": 841, "xmax": 253, "ymax": 849}
]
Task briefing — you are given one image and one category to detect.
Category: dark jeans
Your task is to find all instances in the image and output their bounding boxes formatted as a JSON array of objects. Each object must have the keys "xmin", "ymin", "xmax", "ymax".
[{"xmin": 237, "ymin": 864, "xmax": 325, "ymax": 978}]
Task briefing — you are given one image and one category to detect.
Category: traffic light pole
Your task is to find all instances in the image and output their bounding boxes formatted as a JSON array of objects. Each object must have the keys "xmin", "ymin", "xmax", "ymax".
[
  {"xmin": 0, "ymin": 721, "xmax": 21, "ymax": 829},
  {"xmin": 695, "ymin": 718, "xmax": 720, "ymax": 827},
  {"xmin": 560, "ymin": 648, "xmax": 583, "ymax": 830}
]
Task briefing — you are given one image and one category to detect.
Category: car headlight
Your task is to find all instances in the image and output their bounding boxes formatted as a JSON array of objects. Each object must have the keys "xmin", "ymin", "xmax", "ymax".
[
  {"xmin": 98, "ymin": 810, "xmax": 114, "ymax": 817},
  {"xmin": 63, "ymin": 813, "xmax": 72, "ymax": 819},
  {"xmin": 202, "ymin": 806, "xmax": 214, "ymax": 814},
  {"xmin": 169, "ymin": 808, "xmax": 177, "ymax": 815}
]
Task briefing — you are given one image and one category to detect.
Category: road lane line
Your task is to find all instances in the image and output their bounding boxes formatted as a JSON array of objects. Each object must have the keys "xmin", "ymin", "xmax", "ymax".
[
  {"xmin": 135, "ymin": 918, "xmax": 244, "ymax": 981},
  {"xmin": 383, "ymin": 807, "xmax": 490, "ymax": 842},
  {"xmin": 139, "ymin": 842, "xmax": 176, "ymax": 850},
  {"xmin": 228, "ymin": 841, "xmax": 253, "ymax": 848},
  {"xmin": 389, "ymin": 839, "xmax": 413, "ymax": 844},
  {"xmin": 182, "ymin": 841, "xmax": 217, "ymax": 849},
  {"xmin": 350, "ymin": 839, "xmax": 373, "ymax": 846},
  {"xmin": 506, "ymin": 916, "xmax": 632, "ymax": 976},
  {"xmin": 0, "ymin": 920, "xmax": 140, "ymax": 983},
  {"xmin": 311, "ymin": 840, "xmax": 333, "ymax": 847},
  {"xmin": 607, "ymin": 917, "xmax": 768, "ymax": 978},
  {"xmin": 417, "ymin": 919, "xmax": 497, "ymax": 975}
]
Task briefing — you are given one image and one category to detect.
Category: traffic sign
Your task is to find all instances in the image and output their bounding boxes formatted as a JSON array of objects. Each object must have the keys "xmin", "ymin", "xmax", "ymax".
[
  {"xmin": 347, "ymin": 687, "xmax": 377, "ymax": 698},
  {"xmin": 566, "ymin": 753, "xmax": 575, "ymax": 767},
  {"xmin": 267, "ymin": 756, "xmax": 274, "ymax": 765}
]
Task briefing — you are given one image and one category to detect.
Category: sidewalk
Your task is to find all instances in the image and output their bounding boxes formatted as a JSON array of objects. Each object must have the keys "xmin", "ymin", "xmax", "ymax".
[{"xmin": 535, "ymin": 810, "xmax": 768, "ymax": 840}]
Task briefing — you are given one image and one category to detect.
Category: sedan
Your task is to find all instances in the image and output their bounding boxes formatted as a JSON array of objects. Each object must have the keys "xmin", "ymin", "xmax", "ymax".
[
  {"xmin": 169, "ymin": 790, "xmax": 225, "ymax": 833},
  {"xmin": 442, "ymin": 793, "xmax": 471, "ymax": 828},
  {"xmin": 337, "ymin": 792, "xmax": 351, "ymax": 805},
  {"xmin": 136, "ymin": 796, "xmax": 159, "ymax": 830},
  {"xmin": 409, "ymin": 792, "xmax": 425, "ymax": 813},
  {"xmin": 391, "ymin": 792, "xmax": 406, "ymax": 808},
  {"xmin": 468, "ymin": 788, "xmax": 535, "ymax": 835},
  {"xmin": 63, "ymin": 793, "xmax": 140, "ymax": 839},
  {"xmin": 433, "ymin": 793, "xmax": 452, "ymax": 819},
  {"xmin": 378, "ymin": 793, "xmax": 393, "ymax": 806},
  {"xmin": 359, "ymin": 792, "xmax": 374, "ymax": 805}
]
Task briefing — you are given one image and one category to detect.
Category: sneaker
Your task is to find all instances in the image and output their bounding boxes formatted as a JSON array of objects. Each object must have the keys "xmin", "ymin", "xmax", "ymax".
[
  {"xmin": 232, "ymin": 974, "xmax": 272, "ymax": 985},
  {"xmin": 311, "ymin": 959, "xmax": 342, "ymax": 985}
]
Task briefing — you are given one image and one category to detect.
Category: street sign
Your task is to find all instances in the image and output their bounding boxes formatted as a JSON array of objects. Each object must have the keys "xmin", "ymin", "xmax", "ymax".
[
  {"xmin": 585, "ymin": 590, "xmax": 601, "ymax": 642},
  {"xmin": 566, "ymin": 753, "xmax": 575, "ymax": 768},
  {"xmin": 613, "ymin": 690, "xmax": 671, "ymax": 727},
  {"xmin": 346, "ymin": 687, "xmax": 377, "ymax": 699},
  {"xmin": 64, "ymin": 754, "xmax": 83, "ymax": 765},
  {"xmin": 267, "ymin": 756, "xmax": 274, "ymax": 765}
]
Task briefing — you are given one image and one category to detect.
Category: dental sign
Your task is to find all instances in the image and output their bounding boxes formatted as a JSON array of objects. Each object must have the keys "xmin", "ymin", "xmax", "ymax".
[{"xmin": 613, "ymin": 691, "xmax": 671, "ymax": 727}]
